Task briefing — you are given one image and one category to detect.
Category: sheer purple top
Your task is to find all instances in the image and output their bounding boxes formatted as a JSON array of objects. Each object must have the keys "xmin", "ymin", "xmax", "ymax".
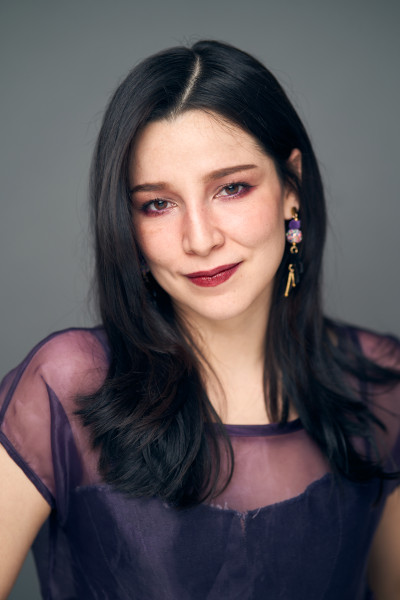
[{"xmin": 1, "ymin": 327, "xmax": 400, "ymax": 599}]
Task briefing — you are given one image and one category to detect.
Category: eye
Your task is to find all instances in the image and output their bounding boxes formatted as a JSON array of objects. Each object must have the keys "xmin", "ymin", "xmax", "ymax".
[
  {"xmin": 140, "ymin": 199, "xmax": 174, "ymax": 215},
  {"xmin": 216, "ymin": 182, "xmax": 252, "ymax": 198}
]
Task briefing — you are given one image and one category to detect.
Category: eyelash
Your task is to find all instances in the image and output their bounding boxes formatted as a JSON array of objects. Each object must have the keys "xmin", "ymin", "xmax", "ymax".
[
  {"xmin": 140, "ymin": 199, "xmax": 173, "ymax": 214},
  {"xmin": 139, "ymin": 181, "xmax": 252, "ymax": 215},
  {"xmin": 216, "ymin": 181, "xmax": 252, "ymax": 199}
]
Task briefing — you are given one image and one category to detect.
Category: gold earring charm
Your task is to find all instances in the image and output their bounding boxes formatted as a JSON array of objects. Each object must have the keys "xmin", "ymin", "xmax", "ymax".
[{"xmin": 284, "ymin": 208, "xmax": 303, "ymax": 297}]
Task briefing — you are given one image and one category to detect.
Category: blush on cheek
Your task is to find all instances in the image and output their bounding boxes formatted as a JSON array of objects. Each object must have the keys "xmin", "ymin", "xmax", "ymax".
[
  {"xmin": 135, "ymin": 225, "xmax": 171, "ymax": 263},
  {"xmin": 241, "ymin": 210, "xmax": 285, "ymax": 247}
]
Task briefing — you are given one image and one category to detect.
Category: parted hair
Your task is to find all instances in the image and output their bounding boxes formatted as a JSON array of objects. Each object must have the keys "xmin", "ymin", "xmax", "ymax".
[{"xmin": 78, "ymin": 40, "xmax": 400, "ymax": 506}]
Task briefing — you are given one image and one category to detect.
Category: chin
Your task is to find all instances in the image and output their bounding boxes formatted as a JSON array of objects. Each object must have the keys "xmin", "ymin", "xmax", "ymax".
[{"xmin": 174, "ymin": 296, "xmax": 268, "ymax": 326}]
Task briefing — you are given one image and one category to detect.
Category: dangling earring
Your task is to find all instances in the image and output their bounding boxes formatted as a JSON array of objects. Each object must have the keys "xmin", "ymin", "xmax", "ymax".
[{"xmin": 284, "ymin": 208, "xmax": 303, "ymax": 297}]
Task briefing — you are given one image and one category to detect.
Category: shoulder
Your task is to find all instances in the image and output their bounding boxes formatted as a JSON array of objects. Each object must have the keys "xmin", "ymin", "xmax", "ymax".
[
  {"xmin": 2, "ymin": 327, "xmax": 110, "ymax": 409},
  {"xmin": 0, "ymin": 328, "xmax": 110, "ymax": 505},
  {"xmin": 30, "ymin": 326, "xmax": 110, "ymax": 395},
  {"xmin": 30, "ymin": 326, "xmax": 109, "ymax": 369},
  {"xmin": 355, "ymin": 327, "xmax": 400, "ymax": 370},
  {"xmin": 341, "ymin": 325, "xmax": 400, "ymax": 455},
  {"xmin": 331, "ymin": 321, "xmax": 400, "ymax": 371},
  {"xmin": 328, "ymin": 321, "xmax": 400, "ymax": 427}
]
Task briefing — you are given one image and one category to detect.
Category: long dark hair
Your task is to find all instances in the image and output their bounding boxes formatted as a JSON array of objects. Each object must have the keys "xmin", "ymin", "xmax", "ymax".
[{"xmin": 78, "ymin": 40, "xmax": 400, "ymax": 506}]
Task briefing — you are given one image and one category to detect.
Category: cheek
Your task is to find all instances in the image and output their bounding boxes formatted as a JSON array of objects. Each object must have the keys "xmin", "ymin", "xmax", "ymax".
[
  {"xmin": 233, "ymin": 202, "xmax": 285, "ymax": 248},
  {"xmin": 135, "ymin": 222, "xmax": 178, "ymax": 268}
]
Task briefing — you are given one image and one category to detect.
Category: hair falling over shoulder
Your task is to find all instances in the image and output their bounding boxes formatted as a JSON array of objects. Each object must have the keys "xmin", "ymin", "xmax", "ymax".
[{"xmin": 77, "ymin": 40, "xmax": 400, "ymax": 507}]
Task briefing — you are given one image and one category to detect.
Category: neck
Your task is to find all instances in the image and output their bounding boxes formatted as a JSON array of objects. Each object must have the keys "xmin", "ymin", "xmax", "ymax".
[
  {"xmin": 181, "ymin": 303, "xmax": 269, "ymax": 368},
  {"xmin": 177, "ymin": 303, "xmax": 271, "ymax": 424}
]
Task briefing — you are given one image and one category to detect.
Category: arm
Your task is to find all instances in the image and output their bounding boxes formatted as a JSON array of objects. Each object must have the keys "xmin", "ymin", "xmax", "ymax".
[
  {"xmin": 368, "ymin": 486, "xmax": 400, "ymax": 600},
  {"xmin": 0, "ymin": 444, "xmax": 51, "ymax": 600}
]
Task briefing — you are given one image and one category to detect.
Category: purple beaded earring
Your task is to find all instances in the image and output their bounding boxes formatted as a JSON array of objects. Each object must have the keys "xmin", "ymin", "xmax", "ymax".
[{"xmin": 284, "ymin": 207, "xmax": 303, "ymax": 297}]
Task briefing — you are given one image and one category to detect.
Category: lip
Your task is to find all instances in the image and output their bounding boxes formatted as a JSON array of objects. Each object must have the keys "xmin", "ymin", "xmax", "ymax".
[{"xmin": 185, "ymin": 262, "xmax": 241, "ymax": 287}]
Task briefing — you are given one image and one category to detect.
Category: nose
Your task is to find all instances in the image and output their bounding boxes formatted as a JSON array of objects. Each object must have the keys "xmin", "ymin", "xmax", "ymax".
[{"xmin": 182, "ymin": 204, "xmax": 225, "ymax": 256}]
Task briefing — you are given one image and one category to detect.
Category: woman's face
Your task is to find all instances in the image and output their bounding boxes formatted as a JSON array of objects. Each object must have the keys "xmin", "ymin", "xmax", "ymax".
[{"xmin": 129, "ymin": 110, "xmax": 299, "ymax": 327}]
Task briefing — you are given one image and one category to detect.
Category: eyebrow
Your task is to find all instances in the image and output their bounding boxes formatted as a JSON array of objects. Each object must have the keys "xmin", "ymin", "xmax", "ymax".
[{"xmin": 129, "ymin": 164, "xmax": 258, "ymax": 194}]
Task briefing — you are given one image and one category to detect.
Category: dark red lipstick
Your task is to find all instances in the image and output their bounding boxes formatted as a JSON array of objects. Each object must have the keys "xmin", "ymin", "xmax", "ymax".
[{"xmin": 185, "ymin": 263, "xmax": 241, "ymax": 287}]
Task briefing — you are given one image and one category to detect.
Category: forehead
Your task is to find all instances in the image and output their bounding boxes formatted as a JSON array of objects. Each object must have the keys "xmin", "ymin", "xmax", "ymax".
[{"xmin": 129, "ymin": 110, "xmax": 267, "ymax": 182}]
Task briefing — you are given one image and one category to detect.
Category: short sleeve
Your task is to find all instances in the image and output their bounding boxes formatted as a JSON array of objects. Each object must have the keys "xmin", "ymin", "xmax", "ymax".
[{"xmin": 0, "ymin": 328, "xmax": 109, "ymax": 510}]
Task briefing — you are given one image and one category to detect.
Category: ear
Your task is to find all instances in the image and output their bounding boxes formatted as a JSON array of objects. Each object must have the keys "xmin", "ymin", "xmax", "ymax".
[
  {"xmin": 283, "ymin": 148, "xmax": 302, "ymax": 220},
  {"xmin": 287, "ymin": 148, "xmax": 302, "ymax": 179}
]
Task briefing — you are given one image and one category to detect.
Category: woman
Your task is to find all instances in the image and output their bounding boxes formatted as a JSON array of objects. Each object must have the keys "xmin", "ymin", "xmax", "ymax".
[{"xmin": 1, "ymin": 40, "xmax": 400, "ymax": 599}]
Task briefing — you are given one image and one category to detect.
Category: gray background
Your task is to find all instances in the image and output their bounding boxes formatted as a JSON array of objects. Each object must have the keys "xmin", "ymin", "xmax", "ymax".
[{"xmin": 1, "ymin": 0, "xmax": 399, "ymax": 597}]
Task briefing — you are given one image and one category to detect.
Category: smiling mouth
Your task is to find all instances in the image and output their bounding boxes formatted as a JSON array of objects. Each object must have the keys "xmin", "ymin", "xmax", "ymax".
[{"xmin": 185, "ymin": 263, "xmax": 241, "ymax": 287}]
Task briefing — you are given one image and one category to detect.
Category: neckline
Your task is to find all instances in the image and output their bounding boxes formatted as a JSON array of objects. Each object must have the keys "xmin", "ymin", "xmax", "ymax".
[{"xmin": 221, "ymin": 418, "xmax": 303, "ymax": 437}]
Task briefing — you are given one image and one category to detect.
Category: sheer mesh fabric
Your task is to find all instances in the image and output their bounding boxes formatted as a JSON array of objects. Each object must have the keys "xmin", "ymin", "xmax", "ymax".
[
  {"xmin": 210, "ymin": 425, "xmax": 330, "ymax": 512},
  {"xmin": 1, "ymin": 328, "xmax": 400, "ymax": 600},
  {"xmin": 0, "ymin": 329, "xmax": 107, "ymax": 504},
  {"xmin": 357, "ymin": 330, "xmax": 400, "ymax": 460},
  {"xmin": 0, "ymin": 328, "xmax": 334, "ymax": 513},
  {"xmin": 0, "ymin": 327, "xmax": 399, "ymax": 512}
]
